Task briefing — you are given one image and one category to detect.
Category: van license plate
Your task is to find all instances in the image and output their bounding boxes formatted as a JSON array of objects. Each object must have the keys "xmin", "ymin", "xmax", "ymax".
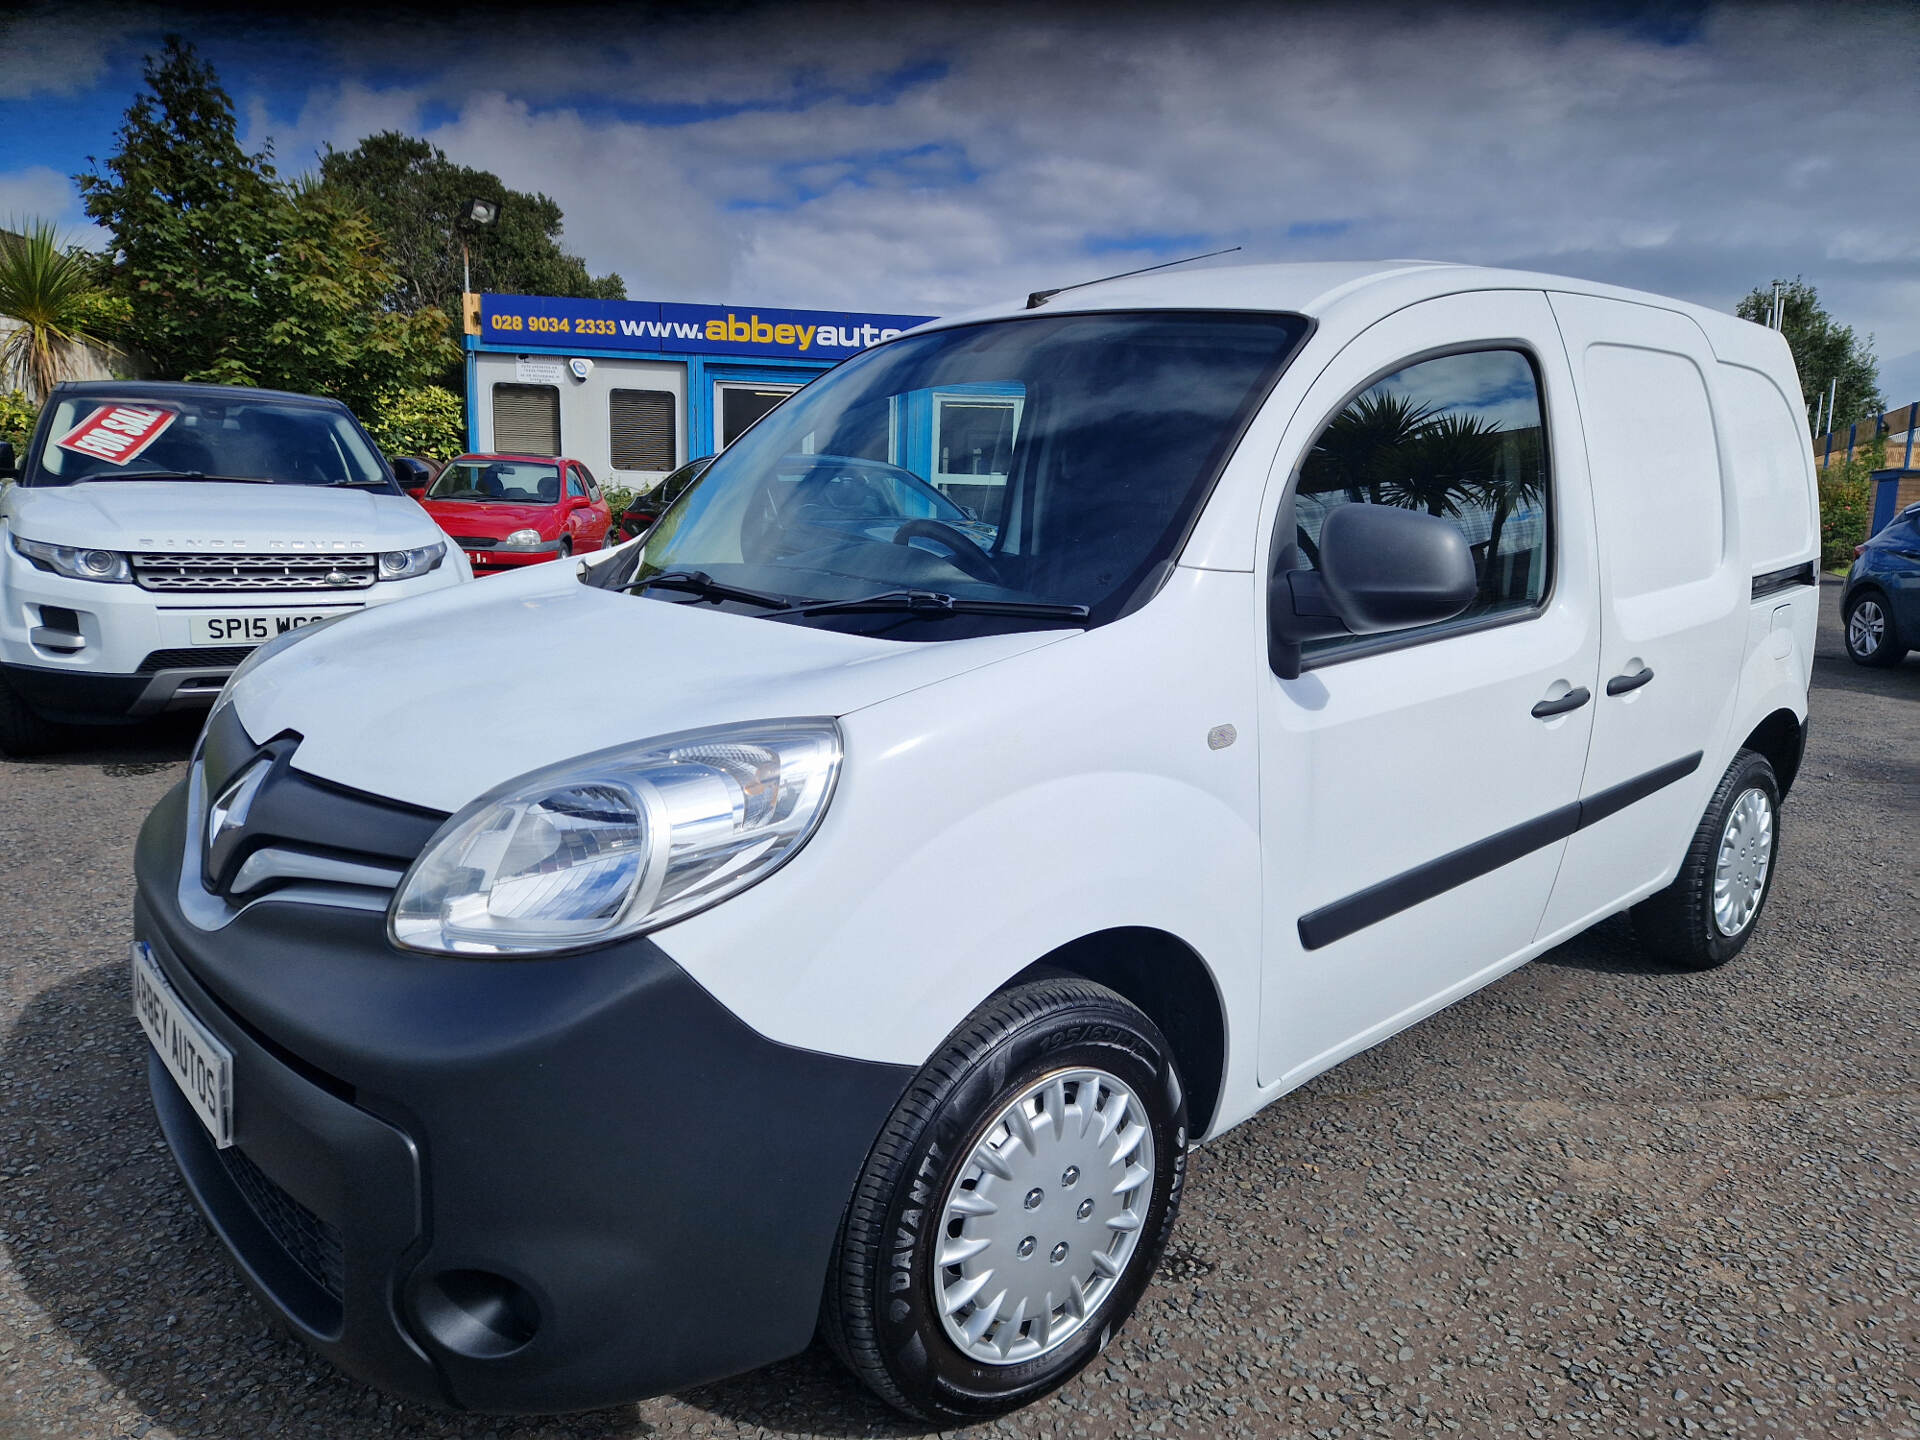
[
  {"xmin": 190, "ymin": 612, "xmax": 340, "ymax": 645},
  {"xmin": 132, "ymin": 941, "xmax": 233, "ymax": 1147}
]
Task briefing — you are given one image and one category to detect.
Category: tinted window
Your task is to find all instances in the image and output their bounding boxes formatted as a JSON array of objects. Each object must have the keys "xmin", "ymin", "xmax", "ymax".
[{"xmin": 1294, "ymin": 349, "xmax": 1550, "ymax": 656}]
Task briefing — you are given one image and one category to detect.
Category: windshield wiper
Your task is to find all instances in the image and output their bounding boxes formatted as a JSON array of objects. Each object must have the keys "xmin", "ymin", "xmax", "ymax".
[
  {"xmin": 622, "ymin": 569, "xmax": 795, "ymax": 609},
  {"xmin": 100, "ymin": 471, "xmax": 273, "ymax": 484},
  {"xmin": 327, "ymin": 478, "xmax": 394, "ymax": 489},
  {"xmin": 769, "ymin": 589, "xmax": 1091, "ymax": 624}
]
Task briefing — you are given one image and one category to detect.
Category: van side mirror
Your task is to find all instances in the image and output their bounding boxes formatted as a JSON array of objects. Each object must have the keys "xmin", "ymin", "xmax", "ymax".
[
  {"xmin": 1269, "ymin": 504, "xmax": 1478, "ymax": 679},
  {"xmin": 0, "ymin": 441, "xmax": 16, "ymax": 479}
]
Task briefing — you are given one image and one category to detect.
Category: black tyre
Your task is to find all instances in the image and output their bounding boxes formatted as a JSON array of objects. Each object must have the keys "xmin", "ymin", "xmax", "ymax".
[
  {"xmin": 0, "ymin": 669, "xmax": 64, "ymax": 757},
  {"xmin": 822, "ymin": 978, "xmax": 1188, "ymax": 1422},
  {"xmin": 1631, "ymin": 749, "xmax": 1781, "ymax": 970},
  {"xmin": 1843, "ymin": 589, "xmax": 1907, "ymax": 666}
]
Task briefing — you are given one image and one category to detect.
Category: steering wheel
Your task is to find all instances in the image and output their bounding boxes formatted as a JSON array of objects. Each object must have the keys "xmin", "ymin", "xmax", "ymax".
[{"xmin": 891, "ymin": 518, "xmax": 1002, "ymax": 584}]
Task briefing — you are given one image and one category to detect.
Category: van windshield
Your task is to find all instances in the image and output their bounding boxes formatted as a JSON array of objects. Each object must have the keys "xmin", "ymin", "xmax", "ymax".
[
  {"xmin": 29, "ymin": 393, "xmax": 390, "ymax": 488},
  {"xmin": 615, "ymin": 311, "xmax": 1306, "ymax": 634}
]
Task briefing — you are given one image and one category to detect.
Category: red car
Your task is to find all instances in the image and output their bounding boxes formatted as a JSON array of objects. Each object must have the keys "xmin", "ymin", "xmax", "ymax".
[{"xmin": 410, "ymin": 453, "xmax": 613, "ymax": 574}]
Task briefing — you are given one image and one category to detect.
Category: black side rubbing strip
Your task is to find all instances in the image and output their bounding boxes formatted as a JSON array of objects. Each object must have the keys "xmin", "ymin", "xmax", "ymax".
[
  {"xmin": 1296, "ymin": 751, "xmax": 1705, "ymax": 952},
  {"xmin": 1751, "ymin": 561, "xmax": 1816, "ymax": 601}
]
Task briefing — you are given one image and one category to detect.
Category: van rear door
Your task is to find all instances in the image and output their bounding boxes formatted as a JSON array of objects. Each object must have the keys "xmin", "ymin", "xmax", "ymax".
[{"xmin": 1534, "ymin": 295, "xmax": 1748, "ymax": 941}]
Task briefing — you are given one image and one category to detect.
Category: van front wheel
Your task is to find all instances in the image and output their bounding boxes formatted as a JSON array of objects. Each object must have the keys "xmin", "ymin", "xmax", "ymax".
[
  {"xmin": 1631, "ymin": 748, "xmax": 1781, "ymax": 970},
  {"xmin": 822, "ymin": 978, "xmax": 1188, "ymax": 1422}
]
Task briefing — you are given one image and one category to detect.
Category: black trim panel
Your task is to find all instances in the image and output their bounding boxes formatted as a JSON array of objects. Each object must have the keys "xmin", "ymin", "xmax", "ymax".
[
  {"xmin": 1751, "ymin": 561, "xmax": 1816, "ymax": 600},
  {"xmin": 1297, "ymin": 750, "xmax": 1704, "ymax": 951}
]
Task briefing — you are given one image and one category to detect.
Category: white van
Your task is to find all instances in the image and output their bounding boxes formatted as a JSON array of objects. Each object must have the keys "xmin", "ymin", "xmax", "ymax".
[
  {"xmin": 0, "ymin": 381, "xmax": 471, "ymax": 753},
  {"xmin": 129, "ymin": 263, "xmax": 1817, "ymax": 1421}
]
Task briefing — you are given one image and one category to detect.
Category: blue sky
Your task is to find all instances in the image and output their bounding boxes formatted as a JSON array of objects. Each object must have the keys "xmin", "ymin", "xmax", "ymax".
[{"xmin": 4, "ymin": 2, "xmax": 1919, "ymax": 410}]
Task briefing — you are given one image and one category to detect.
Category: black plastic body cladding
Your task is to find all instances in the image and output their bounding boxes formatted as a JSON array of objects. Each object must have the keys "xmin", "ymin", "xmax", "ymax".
[{"xmin": 134, "ymin": 781, "xmax": 914, "ymax": 1412}]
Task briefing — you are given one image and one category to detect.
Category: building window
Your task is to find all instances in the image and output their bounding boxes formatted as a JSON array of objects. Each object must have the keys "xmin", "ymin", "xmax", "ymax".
[
  {"xmin": 493, "ymin": 384, "xmax": 560, "ymax": 456},
  {"xmin": 609, "ymin": 389, "xmax": 677, "ymax": 471}
]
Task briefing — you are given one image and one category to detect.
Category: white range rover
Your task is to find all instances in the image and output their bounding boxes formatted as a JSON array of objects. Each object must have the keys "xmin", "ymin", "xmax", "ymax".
[{"xmin": 0, "ymin": 381, "xmax": 471, "ymax": 753}]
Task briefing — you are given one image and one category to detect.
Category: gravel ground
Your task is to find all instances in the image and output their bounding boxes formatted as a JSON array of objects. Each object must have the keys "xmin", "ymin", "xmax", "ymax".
[{"xmin": 2, "ymin": 578, "xmax": 1915, "ymax": 1440}]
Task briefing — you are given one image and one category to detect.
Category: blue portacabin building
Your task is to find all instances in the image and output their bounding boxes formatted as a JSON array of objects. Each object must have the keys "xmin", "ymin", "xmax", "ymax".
[{"xmin": 463, "ymin": 293, "xmax": 936, "ymax": 491}]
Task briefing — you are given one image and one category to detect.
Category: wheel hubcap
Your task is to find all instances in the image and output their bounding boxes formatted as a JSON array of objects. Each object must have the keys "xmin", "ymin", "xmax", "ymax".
[
  {"xmin": 1712, "ymin": 787, "xmax": 1773, "ymax": 936},
  {"xmin": 1849, "ymin": 600, "xmax": 1885, "ymax": 655},
  {"xmin": 934, "ymin": 1067, "xmax": 1154, "ymax": 1366}
]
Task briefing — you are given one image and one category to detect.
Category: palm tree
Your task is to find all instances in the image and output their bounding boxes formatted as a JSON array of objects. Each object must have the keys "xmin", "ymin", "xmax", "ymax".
[{"xmin": 0, "ymin": 220, "xmax": 119, "ymax": 402}]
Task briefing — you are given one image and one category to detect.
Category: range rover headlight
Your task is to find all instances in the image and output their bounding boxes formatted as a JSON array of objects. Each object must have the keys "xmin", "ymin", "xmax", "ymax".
[
  {"xmin": 11, "ymin": 535, "xmax": 132, "ymax": 583},
  {"xmin": 378, "ymin": 541, "xmax": 446, "ymax": 579},
  {"xmin": 389, "ymin": 719, "xmax": 842, "ymax": 956}
]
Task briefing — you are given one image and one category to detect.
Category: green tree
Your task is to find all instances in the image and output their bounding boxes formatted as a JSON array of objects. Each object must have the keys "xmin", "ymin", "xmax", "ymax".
[
  {"xmin": 0, "ymin": 220, "xmax": 128, "ymax": 401},
  {"xmin": 361, "ymin": 383, "xmax": 466, "ymax": 460},
  {"xmin": 76, "ymin": 38, "xmax": 454, "ymax": 415},
  {"xmin": 1736, "ymin": 278, "xmax": 1882, "ymax": 432},
  {"xmin": 318, "ymin": 131, "xmax": 625, "ymax": 321}
]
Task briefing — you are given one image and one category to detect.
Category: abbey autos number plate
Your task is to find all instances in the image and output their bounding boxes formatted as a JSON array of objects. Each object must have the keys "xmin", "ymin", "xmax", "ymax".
[
  {"xmin": 190, "ymin": 611, "xmax": 342, "ymax": 645},
  {"xmin": 132, "ymin": 941, "xmax": 234, "ymax": 1148}
]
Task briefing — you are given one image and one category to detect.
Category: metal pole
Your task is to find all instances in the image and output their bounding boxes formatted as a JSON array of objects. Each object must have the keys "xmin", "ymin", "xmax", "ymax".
[
  {"xmin": 1905, "ymin": 401, "xmax": 1917, "ymax": 471},
  {"xmin": 1813, "ymin": 389, "xmax": 1825, "ymax": 439},
  {"xmin": 462, "ymin": 238, "xmax": 471, "ymax": 297}
]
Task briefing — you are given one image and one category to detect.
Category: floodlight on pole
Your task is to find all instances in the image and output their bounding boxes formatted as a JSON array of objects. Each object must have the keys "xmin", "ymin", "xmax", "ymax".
[{"xmin": 461, "ymin": 196, "xmax": 501, "ymax": 296}]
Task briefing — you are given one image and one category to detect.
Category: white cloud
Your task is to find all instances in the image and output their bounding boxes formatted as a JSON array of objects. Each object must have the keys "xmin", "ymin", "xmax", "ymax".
[
  {"xmin": 9, "ymin": 1, "xmax": 1920, "ymax": 394},
  {"xmin": 0, "ymin": 6, "xmax": 139, "ymax": 100},
  {"xmin": 0, "ymin": 166, "xmax": 105, "ymax": 245}
]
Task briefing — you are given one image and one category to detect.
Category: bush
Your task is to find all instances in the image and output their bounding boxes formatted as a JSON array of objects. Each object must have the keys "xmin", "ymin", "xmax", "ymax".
[
  {"xmin": 0, "ymin": 389, "xmax": 36, "ymax": 455},
  {"xmin": 602, "ymin": 486, "xmax": 636, "ymax": 533},
  {"xmin": 1817, "ymin": 433, "xmax": 1885, "ymax": 571},
  {"xmin": 361, "ymin": 384, "xmax": 465, "ymax": 461},
  {"xmin": 1819, "ymin": 469, "xmax": 1873, "ymax": 570}
]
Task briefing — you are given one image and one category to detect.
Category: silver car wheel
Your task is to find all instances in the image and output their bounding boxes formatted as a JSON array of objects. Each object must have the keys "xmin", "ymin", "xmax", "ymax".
[
  {"xmin": 935, "ymin": 1067, "xmax": 1154, "ymax": 1366},
  {"xmin": 1712, "ymin": 786, "xmax": 1774, "ymax": 937},
  {"xmin": 1848, "ymin": 598, "xmax": 1885, "ymax": 656}
]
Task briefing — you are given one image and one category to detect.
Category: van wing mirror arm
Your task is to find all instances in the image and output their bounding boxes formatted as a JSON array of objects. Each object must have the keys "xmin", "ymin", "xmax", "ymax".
[{"xmin": 1268, "ymin": 569, "xmax": 1351, "ymax": 679}]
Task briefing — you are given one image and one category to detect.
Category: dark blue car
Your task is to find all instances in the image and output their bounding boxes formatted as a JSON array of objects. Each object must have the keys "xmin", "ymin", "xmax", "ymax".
[{"xmin": 1841, "ymin": 501, "xmax": 1920, "ymax": 665}]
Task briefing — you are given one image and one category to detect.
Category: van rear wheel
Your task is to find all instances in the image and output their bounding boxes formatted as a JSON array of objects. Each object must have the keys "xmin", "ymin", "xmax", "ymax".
[
  {"xmin": 821, "ymin": 978, "xmax": 1187, "ymax": 1422},
  {"xmin": 1630, "ymin": 748, "xmax": 1781, "ymax": 970}
]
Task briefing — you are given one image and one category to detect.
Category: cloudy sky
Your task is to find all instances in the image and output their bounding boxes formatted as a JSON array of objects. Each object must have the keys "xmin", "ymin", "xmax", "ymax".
[{"xmin": 4, "ymin": 1, "xmax": 1919, "ymax": 409}]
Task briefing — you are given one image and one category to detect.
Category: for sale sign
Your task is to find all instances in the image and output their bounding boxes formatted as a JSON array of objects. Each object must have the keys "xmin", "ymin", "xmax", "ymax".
[{"xmin": 56, "ymin": 404, "xmax": 178, "ymax": 466}]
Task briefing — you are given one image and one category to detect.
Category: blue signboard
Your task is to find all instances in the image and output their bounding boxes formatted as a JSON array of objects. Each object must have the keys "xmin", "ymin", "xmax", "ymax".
[{"xmin": 477, "ymin": 293, "xmax": 936, "ymax": 362}]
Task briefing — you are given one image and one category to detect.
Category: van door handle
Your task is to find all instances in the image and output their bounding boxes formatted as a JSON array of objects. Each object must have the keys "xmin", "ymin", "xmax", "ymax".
[
  {"xmin": 1605, "ymin": 665, "xmax": 1655, "ymax": 696},
  {"xmin": 1530, "ymin": 686, "xmax": 1591, "ymax": 719}
]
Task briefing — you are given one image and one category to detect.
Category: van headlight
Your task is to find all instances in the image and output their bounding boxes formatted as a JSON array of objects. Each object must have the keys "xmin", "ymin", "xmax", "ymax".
[
  {"xmin": 378, "ymin": 541, "xmax": 446, "ymax": 579},
  {"xmin": 389, "ymin": 719, "xmax": 842, "ymax": 955}
]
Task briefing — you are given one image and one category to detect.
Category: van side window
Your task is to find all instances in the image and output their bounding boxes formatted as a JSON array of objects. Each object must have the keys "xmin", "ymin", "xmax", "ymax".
[{"xmin": 1294, "ymin": 349, "xmax": 1550, "ymax": 657}]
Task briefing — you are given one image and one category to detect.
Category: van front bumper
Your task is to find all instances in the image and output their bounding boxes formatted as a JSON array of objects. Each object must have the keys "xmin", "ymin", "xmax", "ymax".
[{"xmin": 133, "ymin": 780, "xmax": 913, "ymax": 1412}]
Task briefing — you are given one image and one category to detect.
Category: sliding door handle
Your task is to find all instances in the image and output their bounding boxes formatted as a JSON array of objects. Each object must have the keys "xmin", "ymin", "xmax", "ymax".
[
  {"xmin": 1531, "ymin": 686, "xmax": 1591, "ymax": 719},
  {"xmin": 1606, "ymin": 665, "xmax": 1655, "ymax": 696}
]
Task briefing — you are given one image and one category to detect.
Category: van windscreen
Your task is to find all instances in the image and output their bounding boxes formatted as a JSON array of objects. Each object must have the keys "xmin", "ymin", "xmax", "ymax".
[{"xmin": 620, "ymin": 310, "xmax": 1308, "ymax": 634}]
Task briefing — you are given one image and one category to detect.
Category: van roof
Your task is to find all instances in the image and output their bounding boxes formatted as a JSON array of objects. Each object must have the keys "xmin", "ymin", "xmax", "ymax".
[{"xmin": 919, "ymin": 260, "xmax": 1766, "ymax": 353}]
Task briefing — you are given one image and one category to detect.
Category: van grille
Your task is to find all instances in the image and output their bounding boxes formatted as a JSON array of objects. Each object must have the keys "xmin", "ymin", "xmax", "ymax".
[
  {"xmin": 132, "ymin": 553, "xmax": 377, "ymax": 592},
  {"xmin": 216, "ymin": 1144, "xmax": 346, "ymax": 1302}
]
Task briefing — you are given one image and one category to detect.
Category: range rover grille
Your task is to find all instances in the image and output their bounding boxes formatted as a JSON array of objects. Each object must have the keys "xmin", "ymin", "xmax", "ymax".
[{"xmin": 131, "ymin": 553, "xmax": 378, "ymax": 592}]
